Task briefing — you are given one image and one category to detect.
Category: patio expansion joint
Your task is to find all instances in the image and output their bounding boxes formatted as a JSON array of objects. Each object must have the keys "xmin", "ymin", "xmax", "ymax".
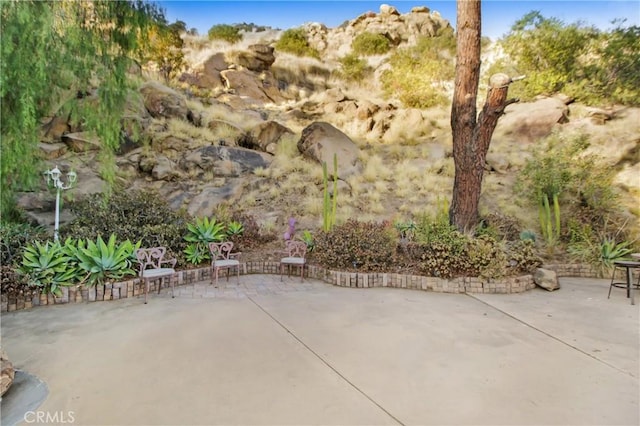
[
  {"xmin": 466, "ymin": 294, "xmax": 638, "ymax": 379},
  {"xmin": 246, "ymin": 296, "xmax": 405, "ymax": 426}
]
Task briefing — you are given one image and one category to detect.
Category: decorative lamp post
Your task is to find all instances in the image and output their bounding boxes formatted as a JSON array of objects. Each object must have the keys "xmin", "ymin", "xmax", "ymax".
[{"xmin": 43, "ymin": 166, "xmax": 77, "ymax": 241}]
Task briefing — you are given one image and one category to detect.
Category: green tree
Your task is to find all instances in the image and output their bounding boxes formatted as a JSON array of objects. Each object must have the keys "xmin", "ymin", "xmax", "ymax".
[
  {"xmin": 0, "ymin": 0, "xmax": 165, "ymax": 221},
  {"xmin": 208, "ymin": 24, "xmax": 242, "ymax": 44},
  {"xmin": 274, "ymin": 28, "xmax": 319, "ymax": 58},
  {"xmin": 140, "ymin": 21, "xmax": 185, "ymax": 81},
  {"xmin": 496, "ymin": 11, "xmax": 640, "ymax": 105}
]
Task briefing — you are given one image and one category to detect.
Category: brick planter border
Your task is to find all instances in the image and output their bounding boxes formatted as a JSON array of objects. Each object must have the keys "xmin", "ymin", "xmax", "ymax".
[{"xmin": 0, "ymin": 262, "xmax": 610, "ymax": 313}]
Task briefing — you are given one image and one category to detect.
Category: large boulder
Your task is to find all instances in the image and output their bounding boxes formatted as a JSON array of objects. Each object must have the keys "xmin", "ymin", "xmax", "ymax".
[
  {"xmin": 244, "ymin": 121, "xmax": 294, "ymax": 154},
  {"xmin": 495, "ymin": 98, "xmax": 570, "ymax": 143},
  {"xmin": 297, "ymin": 122, "xmax": 361, "ymax": 179},
  {"xmin": 139, "ymin": 81, "xmax": 194, "ymax": 122},
  {"xmin": 220, "ymin": 69, "xmax": 284, "ymax": 105},
  {"xmin": 179, "ymin": 53, "xmax": 227, "ymax": 90},
  {"xmin": 233, "ymin": 44, "xmax": 276, "ymax": 72},
  {"xmin": 180, "ymin": 145, "xmax": 273, "ymax": 178},
  {"xmin": 534, "ymin": 268, "xmax": 560, "ymax": 291},
  {"xmin": 308, "ymin": 4, "xmax": 452, "ymax": 59}
]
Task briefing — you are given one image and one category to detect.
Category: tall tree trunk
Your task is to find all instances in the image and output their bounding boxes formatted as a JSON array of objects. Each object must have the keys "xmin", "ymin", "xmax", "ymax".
[{"xmin": 449, "ymin": 0, "xmax": 517, "ymax": 232}]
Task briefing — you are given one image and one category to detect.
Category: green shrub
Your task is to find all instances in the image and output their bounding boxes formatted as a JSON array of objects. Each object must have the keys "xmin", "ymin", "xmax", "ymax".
[
  {"xmin": 228, "ymin": 212, "xmax": 277, "ymax": 251},
  {"xmin": 351, "ymin": 32, "xmax": 391, "ymax": 56},
  {"xmin": 567, "ymin": 221, "xmax": 634, "ymax": 277},
  {"xmin": 313, "ymin": 220, "xmax": 398, "ymax": 272},
  {"xmin": 498, "ymin": 12, "xmax": 640, "ymax": 105},
  {"xmin": 405, "ymin": 241, "xmax": 466, "ymax": 278},
  {"xmin": 517, "ymin": 133, "xmax": 620, "ymax": 251},
  {"xmin": 275, "ymin": 28, "xmax": 319, "ymax": 58},
  {"xmin": 506, "ymin": 240, "xmax": 543, "ymax": 274},
  {"xmin": 207, "ymin": 24, "xmax": 242, "ymax": 44},
  {"xmin": 336, "ymin": 54, "xmax": 371, "ymax": 81},
  {"xmin": 62, "ymin": 190, "xmax": 190, "ymax": 262},
  {"xmin": 0, "ymin": 222, "xmax": 49, "ymax": 266},
  {"xmin": 380, "ymin": 30, "xmax": 455, "ymax": 108},
  {"xmin": 466, "ymin": 236, "xmax": 507, "ymax": 279}
]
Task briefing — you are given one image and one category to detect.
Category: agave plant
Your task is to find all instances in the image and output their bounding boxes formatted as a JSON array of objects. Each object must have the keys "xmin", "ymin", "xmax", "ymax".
[
  {"xmin": 185, "ymin": 217, "xmax": 226, "ymax": 244},
  {"xmin": 184, "ymin": 243, "xmax": 210, "ymax": 265},
  {"xmin": 19, "ymin": 240, "xmax": 77, "ymax": 296},
  {"xmin": 76, "ymin": 234, "xmax": 140, "ymax": 286},
  {"xmin": 299, "ymin": 229, "xmax": 315, "ymax": 252},
  {"xmin": 226, "ymin": 221, "xmax": 244, "ymax": 239}
]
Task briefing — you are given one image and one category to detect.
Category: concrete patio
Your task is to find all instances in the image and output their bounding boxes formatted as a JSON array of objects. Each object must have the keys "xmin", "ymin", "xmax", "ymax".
[{"xmin": 1, "ymin": 275, "xmax": 638, "ymax": 425}]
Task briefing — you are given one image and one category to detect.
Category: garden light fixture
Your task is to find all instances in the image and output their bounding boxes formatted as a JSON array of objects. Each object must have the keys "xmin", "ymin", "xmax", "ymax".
[{"xmin": 43, "ymin": 166, "xmax": 77, "ymax": 241}]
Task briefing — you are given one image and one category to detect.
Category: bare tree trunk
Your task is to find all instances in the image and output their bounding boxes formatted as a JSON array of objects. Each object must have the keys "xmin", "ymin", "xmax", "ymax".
[{"xmin": 449, "ymin": 0, "xmax": 518, "ymax": 232}]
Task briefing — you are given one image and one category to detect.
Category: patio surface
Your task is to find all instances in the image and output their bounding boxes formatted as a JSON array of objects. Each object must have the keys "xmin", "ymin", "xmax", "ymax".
[{"xmin": 1, "ymin": 275, "xmax": 638, "ymax": 425}]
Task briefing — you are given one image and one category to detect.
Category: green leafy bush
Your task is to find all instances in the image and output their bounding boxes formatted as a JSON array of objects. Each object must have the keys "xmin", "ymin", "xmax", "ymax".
[
  {"xmin": 404, "ymin": 241, "xmax": 466, "ymax": 278},
  {"xmin": 207, "ymin": 24, "xmax": 242, "ymax": 44},
  {"xmin": 506, "ymin": 240, "xmax": 543, "ymax": 274},
  {"xmin": 0, "ymin": 222, "xmax": 49, "ymax": 266},
  {"xmin": 466, "ymin": 236, "xmax": 507, "ymax": 279},
  {"xmin": 227, "ymin": 212, "xmax": 276, "ymax": 251},
  {"xmin": 497, "ymin": 12, "xmax": 640, "ymax": 105},
  {"xmin": 336, "ymin": 54, "xmax": 371, "ymax": 81},
  {"xmin": 380, "ymin": 30, "xmax": 455, "ymax": 108},
  {"xmin": 274, "ymin": 28, "xmax": 319, "ymax": 58},
  {"xmin": 62, "ymin": 190, "xmax": 189, "ymax": 261},
  {"xmin": 567, "ymin": 222, "xmax": 634, "ymax": 277},
  {"xmin": 351, "ymin": 32, "xmax": 391, "ymax": 56},
  {"xmin": 313, "ymin": 220, "xmax": 398, "ymax": 272},
  {"xmin": 517, "ymin": 133, "xmax": 620, "ymax": 252}
]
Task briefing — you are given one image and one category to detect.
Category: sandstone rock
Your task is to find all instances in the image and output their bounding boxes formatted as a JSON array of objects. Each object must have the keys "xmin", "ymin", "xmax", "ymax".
[
  {"xmin": 297, "ymin": 122, "xmax": 361, "ymax": 179},
  {"xmin": 151, "ymin": 155, "xmax": 177, "ymax": 181},
  {"xmin": 179, "ymin": 53, "xmax": 227, "ymax": 90},
  {"xmin": 220, "ymin": 69, "xmax": 284, "ymax": 105},
  {"xmin": 495, "ymin": 98, "xmax": 569, "ymax": 143},
  {"xmin": 39, "ymin": 142, "xmax": 68, "ymax": 159},
  {"xmin": 63, "ymin": 132, "xmax": 101, "ymax": 152},
  {"xmin": 534, "ymin": 268, "xmax": 560, "ymax": 291},
  {"xmin": 41, "ymin": 114, "xmax": 70, "ymax": 142},
  {"xmin": 139, "ymin": 81, "xmax": 192, "ymax": 122},
  {"xmin": 380, "ymin": 4, "xmax": 400, "ymax": 16},
  {"xmin": 1, "ymin": 349, "xmax": 14, "ymax": 396},
  {"xmin": 485, "ymin": 153, "xmax": 510, "ymax": 174},
  {"xmin": 187, "ymin": 181, "xmax": 244, "ymax": 217},
  {"xmin": 233, "ymin": 44, "xmax": 276, "ymax": 72},
  {"xmin": 181, "ymin": 145, "xmax": 272, "ymax": 177},
  {"xmin": 245, "ymin": 121, "xmax": 293, "ymax": 154}
]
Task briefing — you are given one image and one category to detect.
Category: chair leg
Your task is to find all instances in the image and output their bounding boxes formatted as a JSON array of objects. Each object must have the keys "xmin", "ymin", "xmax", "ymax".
[
  {"xmin": 608, "ymin": 267, "xmax": 616, "ymax": 299},
  {"xmin": 300, "ymin": 264, "xmax": 304, "ymax": 282},
  {"xmin": 144, "ymin": 279, "xmax": 149, "ymax": 304},
  {"xmin": 170, "ymin": 275, "xmax": 175, "ymax": 299},
  {"xmin": 236, "ymin": 265, "xmax": 240, "ymax": 284},
  {"xmin": 157, "ymin": 278, "xmax": 162, "ymax": 294}
]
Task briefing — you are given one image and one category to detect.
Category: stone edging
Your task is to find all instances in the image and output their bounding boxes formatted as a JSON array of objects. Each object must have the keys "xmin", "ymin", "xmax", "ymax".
[{"xmin": 1, "ymin": 262, "xmax": 604, "ymax": 313}]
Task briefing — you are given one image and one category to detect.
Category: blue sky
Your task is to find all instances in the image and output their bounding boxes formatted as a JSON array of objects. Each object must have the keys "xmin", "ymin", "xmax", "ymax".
[{"xmin": 157, "ymin": 0, "xmax": 640, "ymax": 40}]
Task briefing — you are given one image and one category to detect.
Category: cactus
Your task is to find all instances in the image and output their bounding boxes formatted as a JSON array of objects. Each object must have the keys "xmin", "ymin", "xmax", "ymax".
[
  {"xmin": 322, "ymin": 154, "xmax": 338, "ymax": 232},
  {"xmin": 539, "ymin": 192, "xmax": 561, "ymax": 248}
]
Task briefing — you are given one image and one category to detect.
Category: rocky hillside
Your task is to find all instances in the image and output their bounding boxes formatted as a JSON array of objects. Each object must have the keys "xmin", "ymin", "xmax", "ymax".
[{"xmin": 22, "ymin": 4, "xmax": 640, "ymax": 239}]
